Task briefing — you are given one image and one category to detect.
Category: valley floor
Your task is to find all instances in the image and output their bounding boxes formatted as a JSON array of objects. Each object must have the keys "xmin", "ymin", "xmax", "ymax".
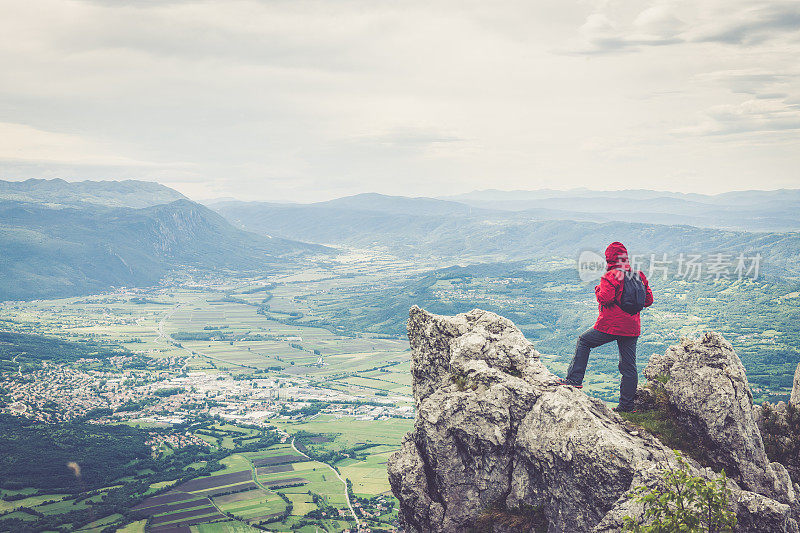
[{"xmin": 1, "ymin": 248, "xmax": 797, "ymax": 531}]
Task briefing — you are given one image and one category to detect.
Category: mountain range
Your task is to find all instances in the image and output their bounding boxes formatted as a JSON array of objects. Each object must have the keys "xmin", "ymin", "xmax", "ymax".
[
  {"xmin": 0, "ymin": 178, "xmax": 187, "ymax": 208},
  {"xmin": 441, "ymin": 189, "xmax": 800, "ymax": 232},
  {"xmin": 212, "ymin": 192, "xmax": 800, "ymax": 275},
  {"xmin": 3, "ymin": 179, "xmax": 800, "ymax": 300},
  {"xmin": 0, "ymin": 180, "xmax": 330, "ymax": 300}
]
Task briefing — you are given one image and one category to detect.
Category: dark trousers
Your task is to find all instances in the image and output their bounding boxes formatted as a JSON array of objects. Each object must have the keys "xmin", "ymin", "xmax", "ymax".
[{"xmin": 566, "ymin": 328, "xmax": 638, "ymax": 408}]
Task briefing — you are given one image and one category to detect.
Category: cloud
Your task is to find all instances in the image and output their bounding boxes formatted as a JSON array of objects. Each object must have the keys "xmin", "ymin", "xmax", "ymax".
[
  {"xmin": 576, "ymin": 1, "xmax": 687, "ymax": 54},
  {"xmin": 693, "ymin": 2, "xmax": 800, "ymax": 45},
  {"xmin": 674, "ymin": 98, "xmax": 800, "ymax": 136},
  {"xmin": 55, "ymin": 1, "xmax": 383, "ymax": 72},
  {"xmin": 695, "ymin": 69, "xmax": 793, "ymax": 94},
  {"xmin": 576, "ymin": 0, "xmax": 800, "ymax": 54},
  {"xmin": 351, "ymin": 127, "xmax": 464, "ymax": 148},
  {"xmin": 0, "ymin": 122, "xmax": 153, "ymax": 166},
  {"xmin": 679, "ymin": 66, "xmax": 800, "ymax": 138},
  {"xmin": 0, "ymin": 0, "xmax": 797, "ymax": 198}
]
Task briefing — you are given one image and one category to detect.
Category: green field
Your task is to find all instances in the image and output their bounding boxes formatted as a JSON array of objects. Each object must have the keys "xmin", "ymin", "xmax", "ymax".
[{"xmin": 193, "ymin": 522, "xmax": 261, "ymax": 533}]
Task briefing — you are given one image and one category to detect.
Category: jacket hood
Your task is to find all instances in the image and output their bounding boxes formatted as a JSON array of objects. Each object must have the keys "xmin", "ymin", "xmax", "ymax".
[{"xmin": 605, "ymin": 241, "xmax": 629, "ymax": 270}]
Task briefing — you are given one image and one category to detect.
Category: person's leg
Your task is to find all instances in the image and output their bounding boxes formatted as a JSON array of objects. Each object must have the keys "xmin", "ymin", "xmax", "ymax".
[
  {"xmin": 565, "ymin": 328, "xmax": 616, "ymax": 385},
  {"xmin": 617, "ymin": 335, "xmax": 639, "ymax": 409}
]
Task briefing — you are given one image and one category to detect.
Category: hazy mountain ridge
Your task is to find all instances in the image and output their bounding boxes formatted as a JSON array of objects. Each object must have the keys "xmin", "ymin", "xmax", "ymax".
[
  {"xmin": 0, "ymin": 199, "xmax": 331, "ymax": 301},
  {"xmin": 214, "ymin": 195, "xmax": 800, "ymax": 275},
  {"xmin": 314, "ymin": 192, "xmax": 495, "ymax": 217},
  {"xmin": 5, "ymin": 180, "xmax": 800, "ymax": 298},
  {"xmin": 0, "ymin": 178, "xmax": 188, "ymax": 208},
  {"xmin": 440, "ymin": 188, "xmax": 800, "ymax": 232},
  {"xmin": 442, "ymin": 187, "xmax": 800, "ymax": 204}
]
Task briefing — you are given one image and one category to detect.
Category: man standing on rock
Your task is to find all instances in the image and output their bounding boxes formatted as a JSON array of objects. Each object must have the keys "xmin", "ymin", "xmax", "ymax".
[{"xmin": 558, "ymin": 241, "xmax": 654, "ymax": 412}]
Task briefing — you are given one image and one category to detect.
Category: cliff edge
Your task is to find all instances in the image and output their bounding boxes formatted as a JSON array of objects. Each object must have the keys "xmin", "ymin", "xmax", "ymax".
[{"xmin": 388, "ymin": 306, "xmax": 800, "ymax": 532}]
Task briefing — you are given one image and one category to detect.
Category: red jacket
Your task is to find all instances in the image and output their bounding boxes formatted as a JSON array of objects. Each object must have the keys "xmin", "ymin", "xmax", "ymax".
[{"xmin": 593, "ymin": 242, "xmax": 654, "ymax": 336}]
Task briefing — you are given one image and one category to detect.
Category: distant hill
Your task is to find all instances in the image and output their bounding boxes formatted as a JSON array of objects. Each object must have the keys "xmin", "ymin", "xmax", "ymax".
[
  {"xmin": 0, "ymin": 199, "xmax": 331, "ymax": 300},
  {"xmin": 439, "ymin": 188, "xmax": 800, "ymax": 232},
  {"xmin": 443, "ymin": 188, "xmax": 800, "ymax": 204},
  {"xmin": 214, "ymin": 195, "xmax": 800, "ymax": 275},
  {"xmin": 313, "ymin": 192, "xmax": 493, "ymax": 217},
  {"xmin": 0, "ymin": 178, "xmax": 188, "ymax": 208}
]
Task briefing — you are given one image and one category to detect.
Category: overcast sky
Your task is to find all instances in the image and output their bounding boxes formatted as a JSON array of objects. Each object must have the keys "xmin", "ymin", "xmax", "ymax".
[{"xmin": 0, "ymin": 0, "xmax": 798, "ymax": 202}]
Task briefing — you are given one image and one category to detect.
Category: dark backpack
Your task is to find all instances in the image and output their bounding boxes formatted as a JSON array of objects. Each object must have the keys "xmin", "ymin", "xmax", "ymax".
[{"xmin": 618, "ymin": 271, "xmax": 646, "ymax": 315}]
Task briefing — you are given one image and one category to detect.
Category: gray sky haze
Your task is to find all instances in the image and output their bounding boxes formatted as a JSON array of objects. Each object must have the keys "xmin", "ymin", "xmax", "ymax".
[{"xmin": 1, "ymin": 0, "xmax": 798, "ymax": 202}]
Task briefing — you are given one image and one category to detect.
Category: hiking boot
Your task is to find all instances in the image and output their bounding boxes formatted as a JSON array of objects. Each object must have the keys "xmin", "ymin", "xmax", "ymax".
[
  {"xmin": 555, "ymin": 378, "xmax": 583, "ymax": 389},
  {"xmin": 612, "ymin": 405, "xmax": 637, "ymax": 413}
]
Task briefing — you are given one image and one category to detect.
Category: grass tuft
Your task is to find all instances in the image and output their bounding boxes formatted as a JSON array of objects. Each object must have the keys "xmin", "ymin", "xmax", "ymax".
[
  {"xmin": 452, "ymin": 373, "xmax": 478, "ymax": 391},
  {"xmin": 619, "ymin": 409, "xmax": 693, "ymax": 454}
]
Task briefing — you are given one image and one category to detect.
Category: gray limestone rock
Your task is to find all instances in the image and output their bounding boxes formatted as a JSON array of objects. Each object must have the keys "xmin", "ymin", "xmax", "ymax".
[
  {"xmin": 643, "ymin": 332, "xmax": 795, "ymax": 506},
  {"xmin": 389, "ymin": 307, "xmax": 798, "ymax": 532}
]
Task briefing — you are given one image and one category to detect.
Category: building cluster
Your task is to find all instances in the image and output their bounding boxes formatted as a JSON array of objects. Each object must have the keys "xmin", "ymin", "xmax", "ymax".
[
  {"xmin": 341, "ymin": 523, "xmax": 384, "ymax": 533},
  {"xmin": 145, "ymin": 431, "xmax": 209, "ymax": 454},
  {"xmin": 0, "ymin": 362, "xmax": 123, "ymax": 422},
  {"xmin": 353, "ymin": 495, "xmax": 393, "ymax": 519},
  {"xmin": 1, "ymin": 363, "xmax": 414, "ymax": 426}
]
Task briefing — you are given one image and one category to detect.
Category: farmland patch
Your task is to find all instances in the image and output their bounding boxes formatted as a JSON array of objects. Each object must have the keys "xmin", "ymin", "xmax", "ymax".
[
  {"xmin": 255, "ymin": 464, "xmax": 293, "ymax": 475},
  {"xmin": 191, "ymin": 481, "xmax": 258, "ymax": 498},
  {"xmin": 251, "ymin": 454, "xmax": 307, "ymax": 467},
  {"xmin": 150, "ymin": 506, "xmax": 219, "ymax": 524},
  {"xmin": 174, "ymin": 470, "xmax": 251, "ymax": 492}
]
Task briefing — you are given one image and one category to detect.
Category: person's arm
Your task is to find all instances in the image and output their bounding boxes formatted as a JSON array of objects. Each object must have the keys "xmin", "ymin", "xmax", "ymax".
[
  {"xmin": 640, "ymin": 271, "xmax": 654, "ymax": 307},
  {"xmin": 595, "ymin": 272, "xmax": 619, "ymax": 306}
]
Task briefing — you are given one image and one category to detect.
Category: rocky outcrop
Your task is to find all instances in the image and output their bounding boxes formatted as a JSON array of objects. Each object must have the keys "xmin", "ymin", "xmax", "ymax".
[
  {"xmin": 389, "ymin": 307, "xmax": 799, "ymax": 532},
  {"xmin": 643, "ymin": 332, "xmax": 795, "ymax": 505},
  {"xmin": 792, "ymin": 362, "xmax": 800, "ymax": 406}
]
